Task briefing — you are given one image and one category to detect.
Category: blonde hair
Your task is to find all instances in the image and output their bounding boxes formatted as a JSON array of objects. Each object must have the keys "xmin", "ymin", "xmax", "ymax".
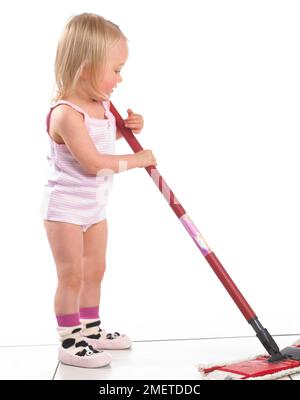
[{"xmin": 51, "ymin": 13, "xmax": 127, "ymax": 104}]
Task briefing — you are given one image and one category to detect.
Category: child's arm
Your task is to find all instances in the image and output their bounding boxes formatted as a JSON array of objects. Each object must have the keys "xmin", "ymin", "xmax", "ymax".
[{"xmin": 52, "ymin": 105, "xmax": 140, "ymax": 175}]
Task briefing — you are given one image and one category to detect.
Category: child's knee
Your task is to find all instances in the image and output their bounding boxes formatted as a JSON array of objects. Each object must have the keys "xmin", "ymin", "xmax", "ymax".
[{"xmin": 58, "ymin": 270, "xmax": 83, "ymax": 291}]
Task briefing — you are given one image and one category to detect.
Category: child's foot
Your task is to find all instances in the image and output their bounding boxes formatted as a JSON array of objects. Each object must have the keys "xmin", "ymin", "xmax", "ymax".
[
  {"xmin": 57, "ymin": 325, "xmax": 112, "ymax": 368},
  {"xmin": 81, "ymin": 319, "xmax": 132, "ymax": 350}
]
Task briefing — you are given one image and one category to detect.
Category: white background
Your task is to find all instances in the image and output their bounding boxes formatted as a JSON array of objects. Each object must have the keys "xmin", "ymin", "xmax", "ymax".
[{"xmin": 0, "ymin": 0, "xmax": 299, "ymax": 346}]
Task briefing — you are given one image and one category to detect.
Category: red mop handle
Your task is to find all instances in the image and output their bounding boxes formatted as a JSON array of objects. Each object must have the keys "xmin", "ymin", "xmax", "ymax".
[{"xmin": 110, "ymin": 101, "xmax": 256, "ymax": 322}]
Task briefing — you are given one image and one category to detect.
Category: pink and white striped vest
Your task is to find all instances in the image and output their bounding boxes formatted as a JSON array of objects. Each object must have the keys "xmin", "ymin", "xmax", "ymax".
[{"xmin": 40, "ymin": 99, "xmax": 116, "ymax": 225}]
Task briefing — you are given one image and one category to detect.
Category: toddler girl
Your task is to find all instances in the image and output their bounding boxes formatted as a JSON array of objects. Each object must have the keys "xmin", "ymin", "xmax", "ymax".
[{"xmin": 40, "ymin": 12, "xmax": 157, "ymax": 368}]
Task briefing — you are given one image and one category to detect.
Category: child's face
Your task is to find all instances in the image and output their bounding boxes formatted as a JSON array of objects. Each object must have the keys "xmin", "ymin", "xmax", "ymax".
[{"xmin": 100, "ymin": 37, "xmax": 129, "ymax": 98}]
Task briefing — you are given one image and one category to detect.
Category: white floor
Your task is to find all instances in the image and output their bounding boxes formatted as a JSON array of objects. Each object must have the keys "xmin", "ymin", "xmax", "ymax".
[{"xmin": 1, "ymin": 335, "xmax": 300, "ymax": 380}]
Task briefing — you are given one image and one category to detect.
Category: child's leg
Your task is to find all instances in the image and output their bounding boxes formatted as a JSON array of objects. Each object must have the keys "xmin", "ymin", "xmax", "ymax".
[
  {"xmin": 79, "ymin": 219, "xmax": 131, "ymax": 350},
  {"xmin": 80, "ymin": 219, "xmax": 107, "ymax": 309},
  {"xmin": 43, "ymin": 220, "xmax": 84, "ymax": 315},
  {"xmin": 43, "ymin": 220, "xmax": 111, "ymax": 367}
]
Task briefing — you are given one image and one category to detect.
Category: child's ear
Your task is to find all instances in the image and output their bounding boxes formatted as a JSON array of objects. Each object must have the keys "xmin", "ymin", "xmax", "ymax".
[{"xmin": 79, "ymin": 60, "xmax": 91, "ymax": 80}]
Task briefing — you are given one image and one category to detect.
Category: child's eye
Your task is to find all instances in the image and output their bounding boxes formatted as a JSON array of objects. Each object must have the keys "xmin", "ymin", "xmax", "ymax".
[{"xmin": 115, "ymin": 70, "xmax": 121, "ymax": 73}]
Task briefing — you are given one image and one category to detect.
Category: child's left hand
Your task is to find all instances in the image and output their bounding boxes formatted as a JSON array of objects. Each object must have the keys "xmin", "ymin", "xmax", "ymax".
[{"xmin": 124, "ymin": 109, "xmax": 144, "ymax": 134}]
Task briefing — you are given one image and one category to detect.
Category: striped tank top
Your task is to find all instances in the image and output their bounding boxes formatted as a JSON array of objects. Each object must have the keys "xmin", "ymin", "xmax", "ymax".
[{"xmin": 39, "ymin": 99, "xmax": 116, "ymax": 225}]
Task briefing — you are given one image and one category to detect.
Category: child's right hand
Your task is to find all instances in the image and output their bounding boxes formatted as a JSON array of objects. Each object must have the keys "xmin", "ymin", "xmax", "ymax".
[{"xmin": 134, "ymin": 149, "xmax": 157, "ymax": 168}]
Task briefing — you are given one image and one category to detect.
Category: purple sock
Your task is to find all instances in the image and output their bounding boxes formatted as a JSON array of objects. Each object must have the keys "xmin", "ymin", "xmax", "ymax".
[
  {"xmin": 56, "ymin": 312, "xmax": 81, "ymax": 327},
  {"xmin": 80, "ymin": 306, "xmax": 99, "ymax": 319}
]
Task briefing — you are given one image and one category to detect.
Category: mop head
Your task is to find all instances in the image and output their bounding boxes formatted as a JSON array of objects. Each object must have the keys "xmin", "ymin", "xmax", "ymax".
[{"xmin": 197, "ymin": 344, "xmax": 300, "ymax": 380}]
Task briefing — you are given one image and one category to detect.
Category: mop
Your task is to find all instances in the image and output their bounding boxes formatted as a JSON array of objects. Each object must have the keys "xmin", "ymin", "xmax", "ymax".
[{"xmin": 109, "ymin": 102, "xmax": 300, "ymax": 380}]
